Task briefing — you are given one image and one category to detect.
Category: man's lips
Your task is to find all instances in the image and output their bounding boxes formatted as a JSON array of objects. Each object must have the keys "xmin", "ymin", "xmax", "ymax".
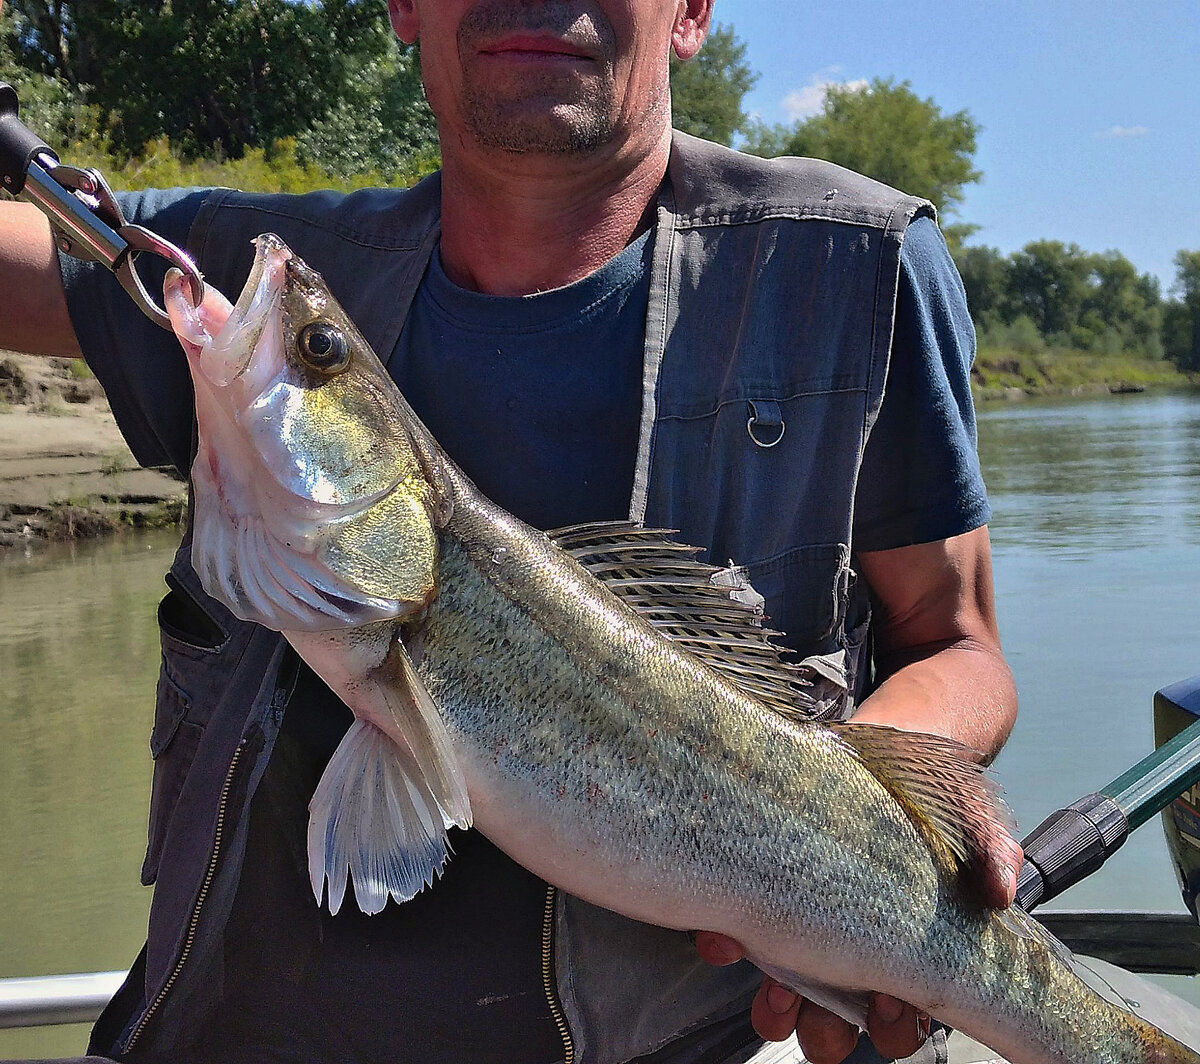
[{"xmin": 477, "ymin": 34, "xmax": 595, "ymax": 61}]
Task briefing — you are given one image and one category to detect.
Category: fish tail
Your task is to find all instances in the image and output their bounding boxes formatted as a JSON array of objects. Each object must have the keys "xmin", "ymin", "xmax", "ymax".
[
  {"xmin": 973, "ymin": 909, "xmax": 1200, "ymax": 1064},
  {"xmin": 307, "ymin": 718, "xmax": 454, "ymax": 916},
  {"xmin": 1128, "ymin": 1015, "xmax": 1200, "ymax": 1064}
]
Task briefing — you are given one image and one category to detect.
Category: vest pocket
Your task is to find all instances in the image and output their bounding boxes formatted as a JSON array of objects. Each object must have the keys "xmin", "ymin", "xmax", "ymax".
[
  {"xmin": 141, "ymin": 571, "xmax": 251, "ymax": 884},
  {"xmin": 741, "ymin": 542, "xmax": 850, "ymax": 655}
]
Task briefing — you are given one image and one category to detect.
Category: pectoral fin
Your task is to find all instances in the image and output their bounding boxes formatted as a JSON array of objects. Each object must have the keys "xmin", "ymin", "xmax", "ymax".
[
  {"xmin": 375, "ymin": 636, "xmax": 472, "ymax": 832},
  {"xmin": 831, "ymin": 721, "xmax": 1016, "ymax": 875},
  {"xmin": 308, "ymin": 718, "xmax": 456, "ymax": 915}
]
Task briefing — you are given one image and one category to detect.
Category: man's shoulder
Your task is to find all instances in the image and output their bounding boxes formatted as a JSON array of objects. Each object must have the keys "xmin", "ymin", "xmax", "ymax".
[
  {"xmin": 196, "ymin": 170, "xmax": 443, "ymax": 262},
  {"xmin": 667, "ymin": 130, "xmax": 932, "ymax": 230},
  {"xmin": 188, "ymin": 172, "xmax": 444, "ymax": 309}
]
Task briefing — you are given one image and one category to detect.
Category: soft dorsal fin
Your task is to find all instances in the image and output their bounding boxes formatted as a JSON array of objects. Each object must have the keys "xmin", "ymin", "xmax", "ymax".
[
  {"xmin": 830, "ymin": 721, "xmax": 1016, "ymax": 875},
  {"xmin": 549, "ymin": 520, "xmax": 826, "ymax": 722}
]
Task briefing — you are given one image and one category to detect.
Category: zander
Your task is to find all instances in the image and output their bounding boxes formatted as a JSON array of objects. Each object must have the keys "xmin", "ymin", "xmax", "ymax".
[{"xmin": 164, "ymin": 235, "xmax": 1198, "ymax": 1064}]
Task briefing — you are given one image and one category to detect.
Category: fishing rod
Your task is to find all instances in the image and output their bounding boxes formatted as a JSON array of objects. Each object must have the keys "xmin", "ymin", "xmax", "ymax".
[
  {"xmin": 0, "ymin": 80, "xmax": 203, "ymax": 328},
  {"xmin": 1016, "ymin": 675, "xmax": 1200, "ymax": 912}
]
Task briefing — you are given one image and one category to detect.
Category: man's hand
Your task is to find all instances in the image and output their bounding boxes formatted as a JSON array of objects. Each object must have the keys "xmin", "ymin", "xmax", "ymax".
[
  {"xmin": 693, "ymin": 836, "xmax": 1021, "ymax": 1062},
  {"xmin": 696, "ymin": 927, "xmax": 930, "ymax": 1062},
  {"xmin": 695, "ymin": 527, "xmax": 1022, "ymax": 1062}
]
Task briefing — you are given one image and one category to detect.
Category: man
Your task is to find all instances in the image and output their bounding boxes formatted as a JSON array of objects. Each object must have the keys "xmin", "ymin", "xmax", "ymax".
[{"xmin": 0, "ymin": 1, "xmax": 1020, "ymax": 1061}]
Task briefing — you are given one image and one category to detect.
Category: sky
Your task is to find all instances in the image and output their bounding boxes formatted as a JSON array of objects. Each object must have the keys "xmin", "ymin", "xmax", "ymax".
[{"xmin": 713, "ymin": 0, "xmax": 1199, "ymax": 292}]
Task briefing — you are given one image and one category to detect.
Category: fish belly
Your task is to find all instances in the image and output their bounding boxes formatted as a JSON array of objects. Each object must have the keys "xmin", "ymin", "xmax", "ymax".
[{"xmin": 411, "ymin": 526, "xmax": 1198, "ymax": 1064}]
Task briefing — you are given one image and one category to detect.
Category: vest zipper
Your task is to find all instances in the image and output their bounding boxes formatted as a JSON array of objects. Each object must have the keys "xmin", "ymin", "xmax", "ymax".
[
  {"xmin": 124, "ymin": 740, "xmax": 246, "ymax": 1052},
  {"xmin": 541, "ymin": 883, "xmax": 575, "ymax": 1064}
]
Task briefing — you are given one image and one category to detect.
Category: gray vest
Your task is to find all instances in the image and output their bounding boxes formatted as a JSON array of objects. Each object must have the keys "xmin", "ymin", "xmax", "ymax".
[{"xmin": 95, "ymin": 132, "xmax": 932, "ymax": 1063}]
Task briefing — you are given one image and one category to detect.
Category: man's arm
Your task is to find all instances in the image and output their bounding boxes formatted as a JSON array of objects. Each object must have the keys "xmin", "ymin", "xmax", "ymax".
[
  {"xmin": 697, "ymin": 525, "xmax": 1021, "ymax": 1063},
  {"xmin": 0, "ymin": 200, "xmax": 83, "ymax": 357},
  {"xmin": 853, "ymin": 525, "xmax": 1017, "ymax": 763}
]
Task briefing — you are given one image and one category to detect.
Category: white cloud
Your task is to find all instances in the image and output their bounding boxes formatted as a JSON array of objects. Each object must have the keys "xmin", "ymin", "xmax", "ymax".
[
  {"xmin": 781, "ymin": 68, "xmax": 869, "ymax": 122},
  {"xmin": 1099, "ymin": 125, "xmax": 1150, "ymax": 138}
]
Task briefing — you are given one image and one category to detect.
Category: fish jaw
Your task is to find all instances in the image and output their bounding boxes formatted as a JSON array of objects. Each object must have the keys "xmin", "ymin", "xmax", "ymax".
[{"xmin": 166, "ymin": 235, "xmax": 440, "ymax": 632}]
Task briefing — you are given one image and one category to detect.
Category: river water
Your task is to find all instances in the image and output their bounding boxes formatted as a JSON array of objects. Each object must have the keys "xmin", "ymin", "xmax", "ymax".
[{"xmin": 1, "ymin": 389, "xmax": 1199, "ymax": 1058}]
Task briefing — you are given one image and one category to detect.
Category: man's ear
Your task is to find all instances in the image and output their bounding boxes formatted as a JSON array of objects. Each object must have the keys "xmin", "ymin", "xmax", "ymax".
[
  {"xmin": 388, "ymin": 0, "xmax": 419, "ymax": 45},
  {"xmin": 672, "ymin": 0, "xmax": 713, "ymax": 62}
]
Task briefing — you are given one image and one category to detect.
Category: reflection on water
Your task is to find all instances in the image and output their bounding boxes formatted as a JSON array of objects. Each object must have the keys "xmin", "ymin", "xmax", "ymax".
[
  {"xmin": 979, "ymin": 392, "xmax": 1200, "ymax": 558},
  {"xmin": 979, "ymin": 392, "xmax": 1200, "ymax": 1004},
  {"xmin": 0, "ymin": 392, "xmax": 1199, "ymax": 1056},
  {"xmin": 0, "ymin": 532, "xmax": 174, "ymax": 1059}
]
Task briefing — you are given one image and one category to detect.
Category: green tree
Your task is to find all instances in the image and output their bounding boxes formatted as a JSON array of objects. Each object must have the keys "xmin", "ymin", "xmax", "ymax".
[
  {"xmin": 7, "ymin": 0, "xmax": 400, "ymax": 158},
  {"xmin": 1165, "ymin": 249, "xmax": 1200, "ymax": 372},
  {"xmin": 669, "ymin": 23, "xmax": 757, "ymax": 146},
  {"xmin": 1076, "ymin": 250, "xmax": 1161, "ymax": 355},
  {"xmin": 1005, "ymin": 240, "xmax": 1093, "ymax": 342},
  {"xmin": 954, "ymin": 244, "xmax": 1010, "ymax": 329},
  {"xmin": 743, "ymin": 78, "xmax": 981, "ymax": 220},
  {"xmin": 296, "ymin": 42, "xmax": 439, "ymax": 181},
  {"xmin": 0, "ymin": 3, "xmax": 98, "ymax": 146}
]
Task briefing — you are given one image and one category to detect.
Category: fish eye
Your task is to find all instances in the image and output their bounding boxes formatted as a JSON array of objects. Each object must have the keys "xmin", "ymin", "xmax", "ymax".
[{"xmin": 297, "ymin": 322, "xmax": 350, "ymax": 374}]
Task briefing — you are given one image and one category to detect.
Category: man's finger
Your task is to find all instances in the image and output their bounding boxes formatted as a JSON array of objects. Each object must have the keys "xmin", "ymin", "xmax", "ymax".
[
  {"xmin": 749, "ymin": 976, "xmax": 803, "ymax": 1042},
  {"xmin": 979, "ymin": 833, "xmax": 1024, "ymax": 909},
  {"xmin": 692, "ymin": 930, "xmax": 746, "ymax": 966},
  {"xmin": 794, "ymin": 998, "xmax": 859, "ymax": 1064},
  {"xmin": 866, "ymin": 993, "xmax": 930, "ymax": 1060}
]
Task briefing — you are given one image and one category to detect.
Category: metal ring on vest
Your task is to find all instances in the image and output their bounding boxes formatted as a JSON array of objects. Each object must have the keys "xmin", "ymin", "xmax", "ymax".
[{"xmin": 746, "ymin": 414, "xmax": 786, "ymax": 448}]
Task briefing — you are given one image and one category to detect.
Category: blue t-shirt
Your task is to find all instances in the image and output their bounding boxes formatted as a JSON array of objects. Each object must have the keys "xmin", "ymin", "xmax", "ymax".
[
  {"xmin": 393, "ymin": 230, "xmax": 653, "ymax": 529},
  {"xmin": 59, "ymin": 188, "xmax": 988, "ymax": 1063},
  {"xmin": 61, "ymin": 190, "xmax": 988, "ymax": 548}
]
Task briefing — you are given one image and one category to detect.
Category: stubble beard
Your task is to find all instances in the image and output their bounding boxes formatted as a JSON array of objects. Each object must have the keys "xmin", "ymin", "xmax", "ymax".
[
  {"xmin": 462, "ymin": 78, "xmax": 616, "ymax": 155},
  {"xmin": 456, "ymin": 0, "xmax": 618, "ymax": 156}
]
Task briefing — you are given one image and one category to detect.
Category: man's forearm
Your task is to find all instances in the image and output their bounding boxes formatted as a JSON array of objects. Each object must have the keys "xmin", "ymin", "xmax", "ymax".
[
  {"xmin": 853, "ymin": 527, "xmax": 1017, "ymax": 765},
  {"xmin": 0, "ymin": 201, "xmax": 83, "ymax": 358},
  {"xmin": 850, "ymin": 638, "xmax": 1017, "ymax": 764}
]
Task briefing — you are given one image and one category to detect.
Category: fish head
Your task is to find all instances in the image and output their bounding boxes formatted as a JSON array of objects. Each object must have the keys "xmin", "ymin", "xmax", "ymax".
[{"xmin": 165, "ymin": 234, "xmax": 447, "ymax": 633}]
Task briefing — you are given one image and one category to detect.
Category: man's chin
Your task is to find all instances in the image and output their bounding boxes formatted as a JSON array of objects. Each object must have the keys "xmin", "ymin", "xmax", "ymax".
[{"xmin": 463, "ymin": 98, "xmax": 615, "ymax": 157}]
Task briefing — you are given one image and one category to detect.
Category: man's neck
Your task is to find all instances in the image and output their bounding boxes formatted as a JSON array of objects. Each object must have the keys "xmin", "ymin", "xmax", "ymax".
[{"xmin": 436, "ymin": 127, "xmax": 671, "ymax": 296}]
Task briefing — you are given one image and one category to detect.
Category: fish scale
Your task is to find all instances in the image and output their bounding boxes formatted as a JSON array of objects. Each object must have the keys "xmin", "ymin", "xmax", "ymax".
[{"xmin": 162, "ymin": 233, "xmax": 1200, "ymax": 1064}]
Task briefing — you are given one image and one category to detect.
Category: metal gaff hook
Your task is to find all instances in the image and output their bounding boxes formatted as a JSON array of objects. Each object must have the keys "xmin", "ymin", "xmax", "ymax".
[
  {"xmin": 112, "ymin": 223, "xmax": 205, "ymax": 329},
  {"xmin": 1, "ymin": 82, "xmax": 204, "ymax": 330}
]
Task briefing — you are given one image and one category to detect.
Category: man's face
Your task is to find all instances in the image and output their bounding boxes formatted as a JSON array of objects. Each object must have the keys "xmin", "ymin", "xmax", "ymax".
[{"xmin": 393, "ymin": 1, "xmax": 703, "ymax": 157}]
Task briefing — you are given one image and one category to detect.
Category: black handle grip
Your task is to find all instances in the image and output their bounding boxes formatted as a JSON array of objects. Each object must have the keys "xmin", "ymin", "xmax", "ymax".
[
  {"xmin": 0, "ymin": 82, "xmax": 57, "ymax": 195},
  {"xmin": 1015, "ymin": 791, "xmax": 1129, "ymax": 911}
]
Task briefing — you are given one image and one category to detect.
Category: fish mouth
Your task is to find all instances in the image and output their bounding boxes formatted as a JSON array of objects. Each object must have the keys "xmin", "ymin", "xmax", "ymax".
[{"xmin": 200, "ymin": 234, "xmax": 293, "ymax": 387}]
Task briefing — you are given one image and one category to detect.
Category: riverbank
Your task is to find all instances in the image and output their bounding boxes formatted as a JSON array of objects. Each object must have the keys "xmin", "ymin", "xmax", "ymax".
[
  {"xmin": 1, "ymin": 344, "xmax": 1194, "ymax": 549},
  {"xmin": 0, "ymin": 352, "xmax": 185, "ymax": 549},
  {"xmin": 972, "ymin": 345, "xmax": 1193, "ymax": 401}
]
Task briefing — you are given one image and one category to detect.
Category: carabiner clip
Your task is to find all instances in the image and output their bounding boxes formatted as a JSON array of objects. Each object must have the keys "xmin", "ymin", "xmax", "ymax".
[{"xmin": 1, "ymin": 82, "xmax": 203, "ymax": 330}]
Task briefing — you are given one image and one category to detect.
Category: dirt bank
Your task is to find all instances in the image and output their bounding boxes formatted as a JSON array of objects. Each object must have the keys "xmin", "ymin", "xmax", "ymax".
[{"xmin": 0, "ymin": 352, "xmax": 186, "ymax": 549}]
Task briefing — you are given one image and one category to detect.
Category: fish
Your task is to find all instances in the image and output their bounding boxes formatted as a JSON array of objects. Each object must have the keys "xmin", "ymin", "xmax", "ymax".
[{"xmin": 163, "ymin": 234, "xmax": 1200, "ymax": 1064}]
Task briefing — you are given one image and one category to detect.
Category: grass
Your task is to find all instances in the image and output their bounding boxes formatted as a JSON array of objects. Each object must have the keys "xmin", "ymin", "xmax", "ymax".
[
  {"xmin": 972, "ymin": 344, "xmax": 1193, "ymax": 401},
  {"xmin": 120, "ymin": 497, "xmax": 186, "ymax": 530},
  {"xmin": 68, "ymin": 134, "xmax": 437, "ymax": 197},
  {"xmin": 100, "ymin": 450, "xmax": 130, "ymax": 477}
]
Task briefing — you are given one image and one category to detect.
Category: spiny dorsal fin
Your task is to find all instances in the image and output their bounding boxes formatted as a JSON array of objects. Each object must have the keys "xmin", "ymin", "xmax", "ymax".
[
  {"xmin": 830, "ymin": 721, "xmax": 1016, "ymax": 874},
  {"xmin": 549, "ymin": 520, "xmax": 827, "ymax": 721}
]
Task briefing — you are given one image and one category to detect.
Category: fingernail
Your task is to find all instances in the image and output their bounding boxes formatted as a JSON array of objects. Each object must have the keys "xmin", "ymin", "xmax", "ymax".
[
  {"xmin": 710, "ymin": 940, "xmax": 740, "ymax": 964},
  {"xmin": 767, "ymin": 984, "xmax": 798, "ymax": 1014},
  {"xmin": 917, "ymin": 1012, "xmax": 931, "ymax": 1040},
  {"xmin": 874, "ymin": 995, "xmax": 903, "ymax": 1023}
]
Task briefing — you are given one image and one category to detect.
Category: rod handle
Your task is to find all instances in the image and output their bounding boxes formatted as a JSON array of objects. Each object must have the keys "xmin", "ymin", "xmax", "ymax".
[
  {"xmin": 0, "ymin": 83, "xmax": 57, "ymax": 196},
  {"xmin": 1015, "ymin": 792, "xmax": 1129, "ymax": 911}
]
